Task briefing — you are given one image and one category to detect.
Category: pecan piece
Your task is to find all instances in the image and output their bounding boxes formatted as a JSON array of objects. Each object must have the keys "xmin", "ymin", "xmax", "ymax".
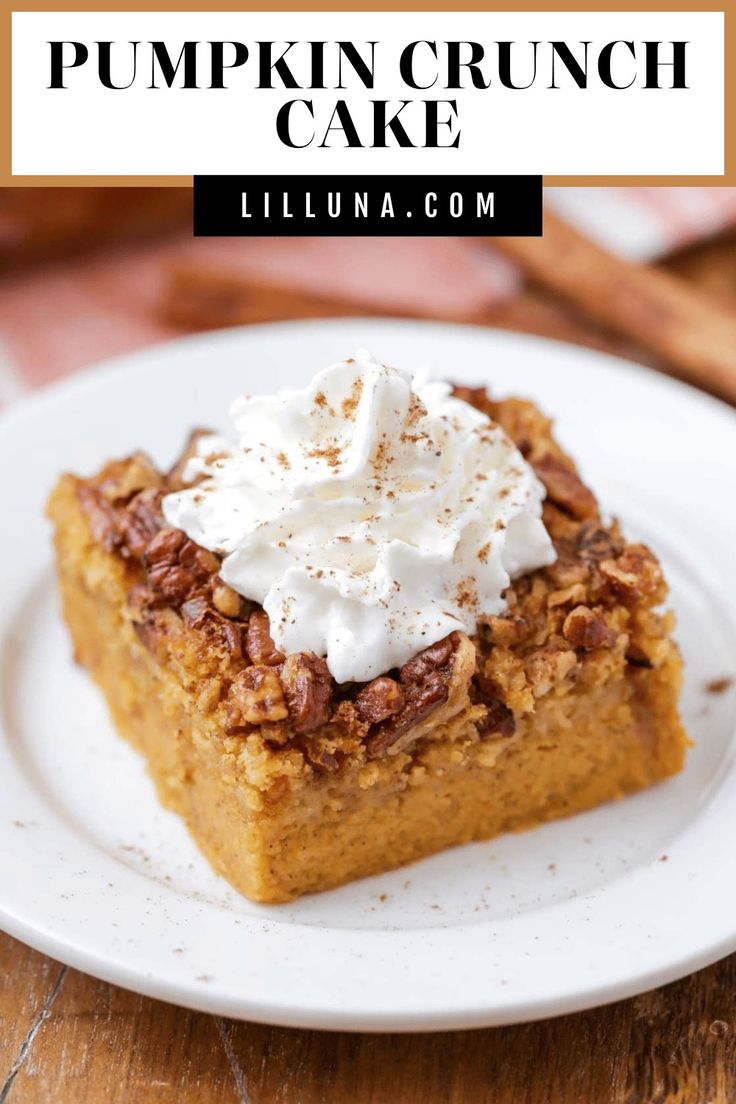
[
  {"xmin": 178, "ymin": 540, "xmax": 220, "ymax": 577},
  {"xmin": 477, "ymin": 698, "xmax": 516, "ymax": 739},
  {"xmin": 365, "ymin": 632, "xmax": 459, "ymax": 757},
  {"xmin": 154, "ymin": 564, "xmax": 198, "ymax": 605},
  {"xmin": 144, "ymin": 527, "xmax": 217, "ymax": 607},
  {"xmin": 245, "ymin": 610, "xmax": 284, "ymax": 666},
  {"xmin": 547, "ymin": 582, "xmax": 587, "ymax": 609},
  {"xmin": 544, "ymin": 552, "xmax": 590, "ymax": 589},
  {"xmin": 145, "ymin": 526, "xmax": 187, "ymax": 566},
  {"xmin": 280, "ymin": 652, "xmax": 333, "ymax": 735},
  {"xmin": 534, "ymin": 454, "xmax": 597, "ymax": 520},
  {"xmin": 401, "ymin": 634, "xmax": 455, "ymax": 683},
  {"xmin": 212, "ymin": 578, "xmax": 243, "ymax": 618},
  {"xmin": 99, "ymin": 452, "xmax": 161, "ymax": 504},
  {"xmin": 118, "ymin": 489, "xmax": 164, "ymax": 559},
  {"xmin": 180, "ymin": 597, "xmax": 243, "ymax": 657},
  {"xmin": 227, "ymin": 665, "xmax": 288, "ymax": 730},
  {"xmin": 76, "ymin": 485, "xmax": 120, "ymax": 553},
  {"xmin": 300, "ymin": 739, "xmax": 340, "ymax": 774},
  {"xmin": 355, "ymin": 677, "xmax": 405, "ymax": 724},
  {"xmin": 473, "ymin": 673, "xmax": 516, "ymax": 738},
  {"xmin": 576, "ymin": 520, "xmax": 623, "ymax": 562},
  {"xmin": 562, "ymin": 605, "xmax": 617, "ymax": 650},
  {"xmin": 599, "ymin": 547, "xmax": 663, "ymax": 602},
  {"xmin": 480, "ymin": 615, "xmax": 526, "ymax": 647}
]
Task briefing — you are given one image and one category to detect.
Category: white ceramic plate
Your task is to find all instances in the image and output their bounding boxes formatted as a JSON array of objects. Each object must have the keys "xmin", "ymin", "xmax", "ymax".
[{"xmin": 1, "ymin": 319, "xmax": 735, "ymax": 1032}]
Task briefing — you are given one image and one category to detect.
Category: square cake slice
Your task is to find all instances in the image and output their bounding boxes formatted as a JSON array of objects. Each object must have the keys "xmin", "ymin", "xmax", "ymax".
[{"xmin": 47, "ymin": 361, "xmax": 687, "ymax": 902}]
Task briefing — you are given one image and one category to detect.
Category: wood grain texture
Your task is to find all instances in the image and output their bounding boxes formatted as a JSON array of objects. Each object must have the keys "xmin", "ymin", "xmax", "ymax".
[
  {"xmin": 2, "ymin": 224, "xmax": 736, "ymax": 1104},
  {"xmin": 2, "ymin": 930, "xmax": 736, "ymax": 1104}
]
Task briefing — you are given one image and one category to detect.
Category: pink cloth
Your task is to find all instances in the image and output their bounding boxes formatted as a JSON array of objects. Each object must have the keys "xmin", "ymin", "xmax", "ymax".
[
  {"xmin": 0, "ymin": 187, "xmax": 734, "ymax": 399},
  {"xmin": 0, "ymin": 235, "xmax": 519, "ymax": 392}
]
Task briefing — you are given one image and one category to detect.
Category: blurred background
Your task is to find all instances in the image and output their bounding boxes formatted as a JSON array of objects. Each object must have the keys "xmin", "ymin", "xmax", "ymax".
[{"xmin": 1, "ymin": 185, "xmax": 735, "ymax": 404}]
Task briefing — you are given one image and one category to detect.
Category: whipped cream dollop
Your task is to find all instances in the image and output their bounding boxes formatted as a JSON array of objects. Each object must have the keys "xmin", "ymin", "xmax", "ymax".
[{"xmin": 162, "ymin": 351, "xmax": 555, "ymax": 683}]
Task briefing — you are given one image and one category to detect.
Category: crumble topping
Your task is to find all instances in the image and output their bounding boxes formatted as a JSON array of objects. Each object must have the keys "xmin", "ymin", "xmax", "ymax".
[{"xmin": 72, "ymin": 385, "xmax": 673, "ymax": 772}]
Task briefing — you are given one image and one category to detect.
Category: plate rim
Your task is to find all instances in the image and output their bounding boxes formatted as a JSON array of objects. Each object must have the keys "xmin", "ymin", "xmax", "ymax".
[
  {"xmin": 1, "ymin": 314, "xmax": 735, "ymax": 441},
  {"xmin": 4, "ymin": 905, "xmax": 736, "ymax": 1032}
]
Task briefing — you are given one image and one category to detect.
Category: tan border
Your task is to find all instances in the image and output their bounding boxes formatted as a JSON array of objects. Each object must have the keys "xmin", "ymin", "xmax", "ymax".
[{"xmin": 1, "ymin": 0, "xmax": 732, "ymax": 187}]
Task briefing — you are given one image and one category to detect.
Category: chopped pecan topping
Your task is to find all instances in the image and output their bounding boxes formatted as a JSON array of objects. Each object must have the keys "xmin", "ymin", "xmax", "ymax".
[
  {"xmin": 211, "ymin": 578, "xmax": 243, "ymax": 619},
  {"xmin": 178, "ymin": 540, "xmax": 220, "ymax": 576},
  {"xmin": 544, "ymin": 552, "xmax": 590, "ymax": 589},
  {"xmin": 599, "ymin": 547, "xmax": 663, "ymax": 602},
  {"xmin": 473, "ymin": 672, "xmax": 516, "ymax": 738},
  {"xmin": 144, "ymin": 526, "xmax": 186, "ymax": 564},
  {"xmin": 143, "ymin": 525, "xmax": 185, "ymax": 560},
  {"xmin": 542, "ymin": 502, "xmax": 584, "ymax": 544},
  {"xmin": 478, "ymin": 699, "xmax": 516, "ymax": 738},
  {"xmin": 576, "ymin": 520, "xmax": 623, "ymax": 562},
  {"xmin": 117, "ymin": 489, "xmax": 165, "ymax": 560},
  {"xmin": 547, "ymin": 582, "xmax": 587, "ymax": 609},
  {"xmin": 77, "ymin": 480, "xmax": 165, "ymax": 559},
  {"xmin": 99, "ymin": 453, "xmax": 161, "ymax": 503},
  {"xmin": 401, "ymin": 634, "xmax": 456, "ymax": 683},
  {"xmin": 481, "ymin": 697, "xmax": 516, "ymax": 738},
  {"xmin": 329, "ymin": 699, "xmax": 370, "ymax": 743},
  {"xmin": 245, "ymin": 610, "xmax": 285, "ymax": 667},
  {"xmin": 227, "ymin": 665, "xmax": 288, "ymax": 730},
  {"xmin": 180, "ymin": 597, "xmax": 243, "ymax": 657},
  {"xmin": 365, "ymin": 633, "xmax": 459, "ymax": 758},
  {"xmin": 76, "ymin": 485, "xmax": 120, "ymax": 553},
  {"xmin": 144, "ymin": 527, "xmax": 217, "ymax": 607},
  {"xmin": 562, "ymin": 605, "xmax": 617, "ymax": 650},
  {"xmin": 534, "ymin": 454, "xmax": 597, "ymax": 520},
  {"xmin": 150, "ymin": 563, "xmax": 198, "ymax": 605},
  {"xmin": 355, "ymin": 677, "xmax": 405, "ymax": 724},
  {"xmin": 300, "ymin": 739, "xmax": 340, "ymax": 774},
  {"xmin": 480, "ymin": 615, "xmax": 526, "ymax": 647},
  {"xmin": 280, "ymin": 652, "xmax": 333, "ymax": 735}
]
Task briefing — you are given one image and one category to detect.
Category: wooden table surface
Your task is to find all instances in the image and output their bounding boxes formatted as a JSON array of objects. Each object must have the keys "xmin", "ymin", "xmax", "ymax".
[{"xmin": 2, "ymin": 227, "xmax": 736, "ymax": 1104}]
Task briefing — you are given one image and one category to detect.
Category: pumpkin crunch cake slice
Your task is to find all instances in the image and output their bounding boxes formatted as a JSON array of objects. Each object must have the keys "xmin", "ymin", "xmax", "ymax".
[{"xmin": 47, "ymin": 352, "xmax": 687, "ymax": 902}]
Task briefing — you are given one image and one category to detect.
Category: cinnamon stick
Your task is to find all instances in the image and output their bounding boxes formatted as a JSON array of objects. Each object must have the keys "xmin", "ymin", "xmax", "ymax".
[
  {"xmin": 492, "ymin": 212, "xmax": 736, "ymax": 404},
  {"xmin": 161, "ymin": 264, "xmax": 488, "ymax": 331}
]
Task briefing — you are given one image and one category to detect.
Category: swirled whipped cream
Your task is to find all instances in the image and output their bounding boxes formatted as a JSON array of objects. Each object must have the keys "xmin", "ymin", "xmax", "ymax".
[{"xmin": 162, "ymin": 351, "xmax": 555, "ymax": 683}]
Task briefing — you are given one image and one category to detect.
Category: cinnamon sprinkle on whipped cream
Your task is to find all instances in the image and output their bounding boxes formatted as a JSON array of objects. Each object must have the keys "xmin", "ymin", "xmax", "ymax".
[{"xmin": 162, "ymin": 350, "xmax": 555, "ymax": 682}]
